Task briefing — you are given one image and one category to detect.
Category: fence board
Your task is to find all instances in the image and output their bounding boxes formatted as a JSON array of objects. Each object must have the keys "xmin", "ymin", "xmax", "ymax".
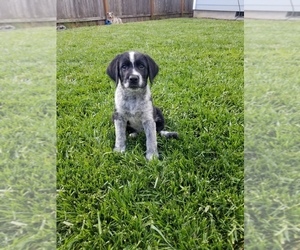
[
  {"xmin": 0, "ymin": 0, "xmax": 55, "ymax": 22},
  {"xmin": 122, "ymin": 0, "xmax": 138, "ymax": 16},
  {"xmin": 170, "ymin": 0, "xmax": 181, "ymax": 14},
  {"xmin": 57, "ymin": 0, "xmax": 105, "ymax": 20},
  {"xmin": 154, "ymin": 0, "xmax": 182, "ymax": 15},
  {"xmin": 108, "ymin": 0, "xmax": 123, "ymax": 16},
  {"xmin": 137, "ymin": 0, "xmax": 151, "ymax": 15},
  {"xmin": 184, "ymin": 0, "xmax": 194, "ymax": 12}
]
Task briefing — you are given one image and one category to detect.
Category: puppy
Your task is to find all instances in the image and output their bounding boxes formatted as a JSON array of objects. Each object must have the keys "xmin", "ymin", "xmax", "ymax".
[
  {"xmin": 107, "ymin": 51, "xmax": 178, "ymax": 160},
  {"xmin": 56, "ymin": 25, "xmax": 67, "ymax": 31},
  {"xmin": 106, "ymin": 12, "xmax": 123, "ymax": 24}
]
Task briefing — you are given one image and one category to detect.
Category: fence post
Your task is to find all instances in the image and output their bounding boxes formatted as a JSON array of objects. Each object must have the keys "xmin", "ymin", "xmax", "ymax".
[
  {"xmin": 150, "ymin": 0, "xmax": 154, "ymax": 19},
  {"xmin": 181, "ymin": 0, "xmax": 184, "ymax": 16},
  {"xmin": 103, "ymin": 0, "xmax": 108, "ymax": 16}
]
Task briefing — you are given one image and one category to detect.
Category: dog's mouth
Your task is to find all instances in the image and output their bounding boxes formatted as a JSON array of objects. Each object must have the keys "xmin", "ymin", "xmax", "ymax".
[
  {"xmin": 129, "ymin": 80, "xmax": 141, "ymax": 88},
  {"xmin": 123, "ymin": 75, "xmax": 145, "ymax": 89},
  {"xmin": 122, "ymin": 82, "xmax": 148, "ymax": 90},
  {"xmin": 124, "ymin": 82, "xmax": 142, "ymax": 89},
  {"xmin": 129, "ymin": 85, "xmax": 140, "ymax": 89}
]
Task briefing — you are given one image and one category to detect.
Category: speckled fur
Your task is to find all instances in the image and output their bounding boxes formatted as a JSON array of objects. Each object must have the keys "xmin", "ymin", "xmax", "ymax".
[{"xmin": 107, "ymin": 51, "xmax": 178, "ymax": 160}]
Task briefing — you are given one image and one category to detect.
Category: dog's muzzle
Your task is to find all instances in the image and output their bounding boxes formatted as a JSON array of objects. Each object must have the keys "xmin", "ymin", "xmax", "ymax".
[{"xmin": 128, "ymin": 75, "xmax": 140, "ymax": 88}]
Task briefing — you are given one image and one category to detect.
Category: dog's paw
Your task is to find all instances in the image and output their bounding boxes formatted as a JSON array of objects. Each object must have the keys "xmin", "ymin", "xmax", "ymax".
[
  {"xmin": 114, "ymin": 147, "xmax": 125, "ymax": 153},
  {"xmin": 160, "ymin": 131, "xmax": 179, "ymax": 139},
  {"xmin": 146, "ymin": 151, "xmax": 159, "ymax": 161},
  {"xmin": 129, "ymin": 132, "xmax": 138, "ymax": 138}
]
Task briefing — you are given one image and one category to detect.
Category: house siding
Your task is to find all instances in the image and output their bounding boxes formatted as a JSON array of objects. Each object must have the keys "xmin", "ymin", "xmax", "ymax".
[
  {"xmin": 193, "ymin": 0, "xmax": 300, "ymax": 12},
  {"xmin": 194, "ymin": 0, "xmax": 244, "ymax": 12}
]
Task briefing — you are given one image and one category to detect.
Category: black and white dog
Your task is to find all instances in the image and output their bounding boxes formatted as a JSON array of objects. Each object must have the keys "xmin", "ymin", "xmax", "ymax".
[{"xmin": 107, "ymin": 51, "xmax": 178, "ymax": 160}]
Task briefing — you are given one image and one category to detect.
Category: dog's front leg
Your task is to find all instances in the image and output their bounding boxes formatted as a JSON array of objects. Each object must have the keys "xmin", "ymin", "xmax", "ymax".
[
  {"xmin": 114, "ymin": 117, "xmax": 126, "ymax": 153},
  {"xmin": 143, "ymin": 119, "xmax": 158, "ymax": 160}
]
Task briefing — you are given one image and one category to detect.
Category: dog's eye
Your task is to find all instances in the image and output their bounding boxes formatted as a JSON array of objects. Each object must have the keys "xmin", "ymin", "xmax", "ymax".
[
  {"xmin": 121, "ymin": 65, "xmax": 128, "ymax": 70},
  {"xmin": 138, "ymin": 64, "xmax": 145, "ymax": 70}
]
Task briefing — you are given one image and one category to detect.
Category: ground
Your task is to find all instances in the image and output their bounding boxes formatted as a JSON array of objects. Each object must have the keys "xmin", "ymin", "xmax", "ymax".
[
  {"xmin": 245, "ymin": 20, "xmax": 300, "ymax": 249},
  {"xmin": 0, "ymin": 18, "xmax": 244, "ymax": 250},
  {"xmin": 57, "ymin": 18, "xmax": 243, "ymax": 249}
]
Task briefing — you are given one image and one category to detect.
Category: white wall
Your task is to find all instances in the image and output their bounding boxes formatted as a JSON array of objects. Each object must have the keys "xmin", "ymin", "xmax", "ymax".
[
  {"xmin": 194, "ymin": 0, "xmax": 244, "ymax": 12},
  {"xmin": 194, "ymin": 0, "xmax": 300, "ymax": 12},
  {"xmin": 246, "ymin": 0, "xmax": 300, "ymax": 11}
]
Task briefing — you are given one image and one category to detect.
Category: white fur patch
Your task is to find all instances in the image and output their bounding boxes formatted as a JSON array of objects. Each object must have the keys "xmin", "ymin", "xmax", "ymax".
[
  {"xmin": 129, "ymin": 51, "xmax": 135, "ymax": 64},
  {"xmin": 127, "ymin": 51, "xmax": 143, "ymax": 88}
]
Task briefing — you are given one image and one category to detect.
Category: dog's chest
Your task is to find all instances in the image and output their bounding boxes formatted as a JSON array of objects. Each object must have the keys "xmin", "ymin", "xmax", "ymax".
[
  {"xmin": 115, "ymin": 88, "xmax": 153, "ymax": 131},
  {"xmin": 117, "ymin": 95, "xmax": 151, "ymax": 116},
  {"xmin": 113, "ymin": 17, "xmax": 120, "ymax": 23}
]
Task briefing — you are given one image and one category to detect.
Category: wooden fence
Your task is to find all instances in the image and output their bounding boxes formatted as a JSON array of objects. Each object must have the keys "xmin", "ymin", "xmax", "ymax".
[
  {"xmin": 0, "ymin": 0, "xmax": 56, "ymax": 23},
  {"xmin": 0, "ymin": 0, "xmax": 193, "ymax": 25},
  {"xmin": 57, "ymin": 0, "xmax": 193, "ymax": 25}
]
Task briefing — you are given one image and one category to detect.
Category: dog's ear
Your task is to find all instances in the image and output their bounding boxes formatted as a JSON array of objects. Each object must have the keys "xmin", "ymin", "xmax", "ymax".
[
  {"xmin": 106, "ymin": 54, "xmax": 121, "ymax": 84},
  {"xmin": 145, "ymin": 55, "xmax": 159, "ymax": 84}
]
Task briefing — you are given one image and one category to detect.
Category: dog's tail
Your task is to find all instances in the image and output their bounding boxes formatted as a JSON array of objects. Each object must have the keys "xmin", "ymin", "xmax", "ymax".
[{"xmin": 159, "ymin": 131, "xmax": 179, "ymax": 139}]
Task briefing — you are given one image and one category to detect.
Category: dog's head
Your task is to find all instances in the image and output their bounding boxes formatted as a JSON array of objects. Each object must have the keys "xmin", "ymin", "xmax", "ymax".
[
  {"xmin": 106, "ymin": 51, "xmax": 159, "ymax": 89},
  {"xmin": 107, "ymin": 12, "xmax": 114, "ymax": 19}
]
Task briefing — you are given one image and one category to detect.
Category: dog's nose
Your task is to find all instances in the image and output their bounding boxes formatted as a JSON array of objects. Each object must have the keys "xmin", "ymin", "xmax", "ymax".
[{"xmin": 129, "ymin": 75, "xmax": 139, "ymax": 84}]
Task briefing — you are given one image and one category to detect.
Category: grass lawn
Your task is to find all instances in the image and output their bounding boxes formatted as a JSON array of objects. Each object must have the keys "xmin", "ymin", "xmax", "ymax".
[
  {"xmin": 245, "ymin": 20, "xmax": 300, "ymax": 249},
  {"xmin": 0, "ymin": 28, "xmax": 56, "ymax": 248},
  {"xmin": 57, "ymin": 18, "xmax": 243, "ymax": 249}
]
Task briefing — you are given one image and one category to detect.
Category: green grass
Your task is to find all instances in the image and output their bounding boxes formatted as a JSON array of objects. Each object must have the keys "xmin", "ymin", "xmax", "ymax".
[
  {"xmin": 0, "ymin": 28, "xmax": 56, "ymax": 248},
  {"xmin": 245, "ymin": 20, "xmax": 300, "ymax": 249},
  {"xmin": 57, "ymin": 18, "xmax": 243, "ymax": 249}
]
